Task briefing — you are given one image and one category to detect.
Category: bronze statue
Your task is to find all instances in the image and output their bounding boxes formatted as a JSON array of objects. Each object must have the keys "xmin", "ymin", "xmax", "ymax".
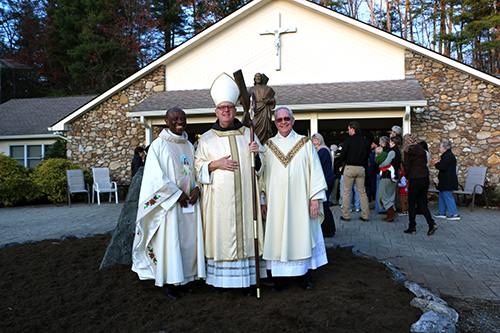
[{"xmin": 248, "ymin": 73, "xmax": 275, "ymax": 144}]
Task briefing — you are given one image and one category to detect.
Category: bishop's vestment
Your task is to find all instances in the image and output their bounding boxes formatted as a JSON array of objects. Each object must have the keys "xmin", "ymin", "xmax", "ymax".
[
  {"xmin": 261, "ymin": 130, "xmax": 328, "ymax": 277},
  {"xmin": 195, "ymin": 120, "xmax": 266, "ymax": 288},
  {"xmin": 132, "ymin": 129, "xmax": 206, "ymax": 287}
]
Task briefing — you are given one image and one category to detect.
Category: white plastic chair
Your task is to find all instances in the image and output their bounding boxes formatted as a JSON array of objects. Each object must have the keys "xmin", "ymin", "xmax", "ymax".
[
  {"xmin": 66, "ymin": 169, "xmax": 90, "ymax": 207},
  {"xmin": 92, "ymin": 168, "xmax": 118, "ymax": 205}
]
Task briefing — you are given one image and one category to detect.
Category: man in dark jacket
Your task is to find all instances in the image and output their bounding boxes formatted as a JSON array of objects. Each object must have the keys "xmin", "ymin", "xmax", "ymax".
[
  {"xmin": 402, "ymin": 133, "xmax": 437, "ymax": 236},
  {"xmin": 340, "ymin": 121, "xmax": 371, "ymax": 222},
  {"xmin": 433, "ymin": 140, "xmax": 460, "ymax": 220}
]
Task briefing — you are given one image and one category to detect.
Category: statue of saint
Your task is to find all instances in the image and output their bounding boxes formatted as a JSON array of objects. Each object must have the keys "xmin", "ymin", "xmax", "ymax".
[{"xmin": 249, "ymin": 73, "xmax": 276, "ymax": 144}]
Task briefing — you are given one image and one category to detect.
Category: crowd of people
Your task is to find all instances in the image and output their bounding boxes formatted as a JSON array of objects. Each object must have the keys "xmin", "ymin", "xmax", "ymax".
[{"xmin": 129, "ymin": 73, "xmax": 460, "ymax": 301}]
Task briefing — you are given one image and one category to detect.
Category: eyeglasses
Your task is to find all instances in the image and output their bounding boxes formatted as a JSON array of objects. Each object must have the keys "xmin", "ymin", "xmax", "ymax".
[
  {"xmin": 217, "ymin": 105, "xmax": 236, "ymax": 111},
  {"xmin": 275, "ymin": 117, "xmax": 291, "ymax": 123}
]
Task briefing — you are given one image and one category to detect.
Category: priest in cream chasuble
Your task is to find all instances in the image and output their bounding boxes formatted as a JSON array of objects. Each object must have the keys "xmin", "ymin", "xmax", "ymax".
[
  {"xmin": 261, "ymin": 107, "xmax": 328, "ymax": 279},
  {"xmin": 132, "ymin": 108, "xmax": 206, "ymax": 297},
  {"xmin": 194, "ymin": 73, "xmax": 266, "ymax": 288}
]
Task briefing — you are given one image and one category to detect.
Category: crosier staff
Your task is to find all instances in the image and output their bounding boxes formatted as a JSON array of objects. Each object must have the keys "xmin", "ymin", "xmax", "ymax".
[{"xmin": 233, "ymin": 70, "xmax": 261, "ymax": 298}]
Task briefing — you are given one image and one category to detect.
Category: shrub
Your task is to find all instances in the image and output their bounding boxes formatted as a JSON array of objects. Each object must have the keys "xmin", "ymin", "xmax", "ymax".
[
  {"xmin": 30, "ymin": 158, "xmax": 90, "ymax": 203},
  {"xmin": 43, "ymin": 137, "xmax": 67, "ymax": 160},
  {"xmin": 0, "ymin": 154, "xmax": 33, "ymax": 207}
]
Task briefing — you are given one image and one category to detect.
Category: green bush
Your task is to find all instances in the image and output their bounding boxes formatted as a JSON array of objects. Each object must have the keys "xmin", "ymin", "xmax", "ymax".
[
  {"xmin": 30, "ymin": 158, "xmax": 91, "ymax": 203},
  {"xmin": 0, "ymin": 154, "xmax": 33, "ymax": 207},
  {"xmin": 43, "ymin": 137, "xmax": 67, "ymax": 160}
]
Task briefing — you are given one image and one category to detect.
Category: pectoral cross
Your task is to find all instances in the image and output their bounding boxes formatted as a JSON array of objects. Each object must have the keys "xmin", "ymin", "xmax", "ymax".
[{"xmin": 260, "ymin": 13, "xmax": 297, "ymax": 71}]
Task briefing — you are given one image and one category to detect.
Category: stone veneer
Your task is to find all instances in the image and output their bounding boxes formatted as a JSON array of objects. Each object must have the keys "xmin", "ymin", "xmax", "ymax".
[
  {"xmin": 405, "ymin": 50, "xmax": 500, "ymax": 186},
  {"xmin": 66, "ymin": 54, "xmax": 500, "ymax": 189},
  {"xmin": 66, "ymin": 67, "xmax": 165, "ymax": 185}
]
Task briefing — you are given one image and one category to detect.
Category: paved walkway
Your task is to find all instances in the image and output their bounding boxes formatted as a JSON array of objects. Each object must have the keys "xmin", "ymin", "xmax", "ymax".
[
  {"xmin": 325, "ymin": 204, "xmax": 500, "ymax": 301},
  {"xmin": 1, "ymin": 201, "xmax": 499, "ymax": 300},
  {"xmin": 0, "ymin": 203, "xmax": 124, "ymax": 245}
]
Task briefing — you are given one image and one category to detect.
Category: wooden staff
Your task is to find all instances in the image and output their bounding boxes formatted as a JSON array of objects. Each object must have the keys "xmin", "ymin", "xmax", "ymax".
[{"xmin": 233, "ymin": 70, "xmax": 261, "ymax": 298}]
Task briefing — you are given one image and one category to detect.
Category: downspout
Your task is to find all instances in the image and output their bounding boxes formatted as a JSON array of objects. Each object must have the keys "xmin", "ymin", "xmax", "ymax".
[
  {"xmin": 140, "ymin": 116, "xmax": 154, "ymax": 146},
  {"xmin": 404, "ymin": 106, "xmax": 411, "ymax": 134},
  {"xmin": 310, "ymin": 113, "xmax": 318, "ymax": 136}
]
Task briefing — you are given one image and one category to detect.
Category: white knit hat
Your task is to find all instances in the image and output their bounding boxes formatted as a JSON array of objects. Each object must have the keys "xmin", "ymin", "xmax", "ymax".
[{"xmin": 210, "ymin": 73, "xmax": 239, "ymax": 107}]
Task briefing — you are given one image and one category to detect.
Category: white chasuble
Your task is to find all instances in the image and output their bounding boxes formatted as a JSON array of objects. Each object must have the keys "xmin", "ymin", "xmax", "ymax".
[
  {"xmin": 132, "ymin": 129, "xmax": 206, "ymax": 287},
  {"xmin": 261, "ymin": 132, "xmax": 328, "ymax": 275},
  {"xmin": 195, "ymin": 126, "xmax": 266, "ymax": 288}
]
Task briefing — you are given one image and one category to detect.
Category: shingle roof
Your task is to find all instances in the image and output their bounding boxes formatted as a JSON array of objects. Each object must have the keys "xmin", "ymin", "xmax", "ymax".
[
  {"xmin": 0, "ymin": 95, "xmax": 97, "ymax": 136},
  {"xmin": 130, "ymin": 80, "xmax": 425, "ymax": 112}
]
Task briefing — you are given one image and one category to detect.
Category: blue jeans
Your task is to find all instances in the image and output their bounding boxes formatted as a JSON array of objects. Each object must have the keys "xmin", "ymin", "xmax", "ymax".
[
  {"xmin": 438, "ymin": 191, "xmax": 458, "ymax": 216},
  {"xmin": 340, "ymin": 175, "xmax": 361, "ymax": 210}
]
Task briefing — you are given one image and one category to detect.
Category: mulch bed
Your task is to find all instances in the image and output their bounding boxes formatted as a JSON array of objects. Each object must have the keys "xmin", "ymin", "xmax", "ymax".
[{"xmin": 1, "ymin": 234, "xmax": 422, "ymax": 332}]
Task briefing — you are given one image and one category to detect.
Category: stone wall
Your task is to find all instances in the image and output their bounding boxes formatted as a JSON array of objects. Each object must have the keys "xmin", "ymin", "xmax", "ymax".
[
  {"xmin": 405, "ymin": 50, "xmax": 500, "ymax": 186},
  {"xmin": 66, "ymin": 67, "xmax": 165, "ymax": 185}
]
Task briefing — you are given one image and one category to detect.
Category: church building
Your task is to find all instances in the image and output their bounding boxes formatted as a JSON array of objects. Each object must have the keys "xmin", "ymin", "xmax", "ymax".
[{"xmin": 50, "ymin": 0, "xmax": 500, "ymax": 187}]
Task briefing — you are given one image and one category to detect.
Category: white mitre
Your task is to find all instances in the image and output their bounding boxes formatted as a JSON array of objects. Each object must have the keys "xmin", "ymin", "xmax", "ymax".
[{"xmin": 210, "ymin": 73, "xmax": 239, "ymax": 107}]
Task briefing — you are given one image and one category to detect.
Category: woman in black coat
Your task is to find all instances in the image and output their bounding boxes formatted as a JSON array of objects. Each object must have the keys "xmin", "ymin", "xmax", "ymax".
[
  {"xmin": 312, "ymin": 133, "xmax": 336, "ymax": 237},
  {"xmin": 131, "ymin": 146, "xmax": 145, "ymax": 178},
  {"xmin": 402, "ymin": 133, "xmax": 437, "ymax": 236},
  {"xmin": 433, "ymin": 140, "xmax": 460, "ymax": 220}
]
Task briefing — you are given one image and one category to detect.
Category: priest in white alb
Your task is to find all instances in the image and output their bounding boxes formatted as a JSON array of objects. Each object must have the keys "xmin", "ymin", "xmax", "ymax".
[
  {"xmin": 132, "ymin": 107, "xmax": 206, "ymax": 301},
  {"xmin": 194, "ymin": 73, "xmax": 266, "ymax": 294},
  {"xmin": 261, "ymin": 106, "xmax": 328, "ymax": 291}
]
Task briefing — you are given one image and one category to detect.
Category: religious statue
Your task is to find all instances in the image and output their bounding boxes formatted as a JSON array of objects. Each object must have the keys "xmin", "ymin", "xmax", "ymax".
[{"xmin": 248, "ymin": 73, "xmax": 276, "ymax": 144}]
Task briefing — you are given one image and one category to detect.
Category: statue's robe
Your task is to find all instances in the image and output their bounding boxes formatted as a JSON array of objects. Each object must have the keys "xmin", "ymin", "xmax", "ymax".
[
  {"xmin": 132, "ymin": 129, "xmax": 206, "ymax": 286},
  {"xmin": 248, "ymin": 84, "xmax": 275, "ymax": 144}
]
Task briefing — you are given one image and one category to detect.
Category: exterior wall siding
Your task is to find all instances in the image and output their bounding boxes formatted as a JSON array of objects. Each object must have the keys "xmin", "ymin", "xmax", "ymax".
[
  {"xmin": 66, "ymin": 67, "xmax": 165, "ymax": 185},
  {"xmin": 406, "ymin": 50, "xmax": 500, "ymax": 185},
  {"xmin": 65, "ymin": 51, "xmax": 500, "ymax": 189}
]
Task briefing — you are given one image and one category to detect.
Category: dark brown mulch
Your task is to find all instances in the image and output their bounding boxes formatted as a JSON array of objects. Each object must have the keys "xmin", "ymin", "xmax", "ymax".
[{"xmin": 0, "ymin": 234, "xmax": 423, "ymax": 332}]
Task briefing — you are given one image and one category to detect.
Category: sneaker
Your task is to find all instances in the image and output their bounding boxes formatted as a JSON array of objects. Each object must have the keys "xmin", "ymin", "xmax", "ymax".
[
  {"xmin": 447, "ymin": 215, "xmax": 461, "ymax": 221},
  {"xmin": 427, "ymin": 224, "xmax": 438, "ymax": 236},
  {"xmin": 404, "ymin": 228, "xmax": 416, "ymax": 235},
  {"xmin": 433, "ymin": 214, "xmax": 447, "ymax": 219},
  {"xmin": 355, "ymin": 209, "xmax": 361, "ymax": 212}
]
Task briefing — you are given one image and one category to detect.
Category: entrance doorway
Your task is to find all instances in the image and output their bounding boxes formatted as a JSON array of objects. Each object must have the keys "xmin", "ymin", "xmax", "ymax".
[{"xmin": 318, "ymin": 117, "xmax": 403, "ymax": 146}]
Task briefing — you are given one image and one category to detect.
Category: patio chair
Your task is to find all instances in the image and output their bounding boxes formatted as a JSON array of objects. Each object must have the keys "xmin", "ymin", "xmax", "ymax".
[
  {"xmin": 429, "ymin": 166, "xmax": 488, "ymax": 211},
  {"xmin": 66, "ymin": 169, "xmax": 90, "ymax": 207},
  {"xmin": 454, "ymin": 166, "xmax": 488, "ymax": 211},
  {"xmin": 92, "ymin": 167, "xmax": 119, "ymax": 205}
]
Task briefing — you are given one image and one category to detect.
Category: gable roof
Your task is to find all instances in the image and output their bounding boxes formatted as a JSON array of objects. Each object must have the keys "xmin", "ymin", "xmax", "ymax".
[
  {"xmin": 0, "ymin": 95, "xmax": 97, "ymax": 138},
  {"xmin": 129, "ymin": 79, "xmax": 426, "ymax": 116},
  {"xmin": 50, "ymin": 0, "xmax": 500, "ymax": 131}
]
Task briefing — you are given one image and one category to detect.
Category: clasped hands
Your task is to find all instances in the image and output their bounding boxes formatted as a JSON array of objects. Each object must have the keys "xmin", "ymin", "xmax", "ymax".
[{"xmin": 178, "ymin": 187, "xmax": 200, "ymax": 208}]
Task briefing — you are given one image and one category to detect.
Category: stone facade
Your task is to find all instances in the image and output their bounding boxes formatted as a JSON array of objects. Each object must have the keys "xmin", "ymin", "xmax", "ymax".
[
  {"xmin": 66, "ymin": 52, "xmax": 500, "ymax": 190},
  {"xmin": 66, "ymin": 67, "xmax": 165, "ymax": 185},
  {"xmin": 406, "ymin": 50, "xmax": 500, "ymax": 186}
]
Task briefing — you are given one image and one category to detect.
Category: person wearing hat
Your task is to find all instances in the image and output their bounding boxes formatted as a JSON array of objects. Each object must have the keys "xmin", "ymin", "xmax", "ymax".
[
  {"xmin": 194, "ymin": 73, "xmax": 265, "ymax": 294},
  {"xmin": 132, "ymin": 107, "xmax": 206, "ymax": 301}
]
